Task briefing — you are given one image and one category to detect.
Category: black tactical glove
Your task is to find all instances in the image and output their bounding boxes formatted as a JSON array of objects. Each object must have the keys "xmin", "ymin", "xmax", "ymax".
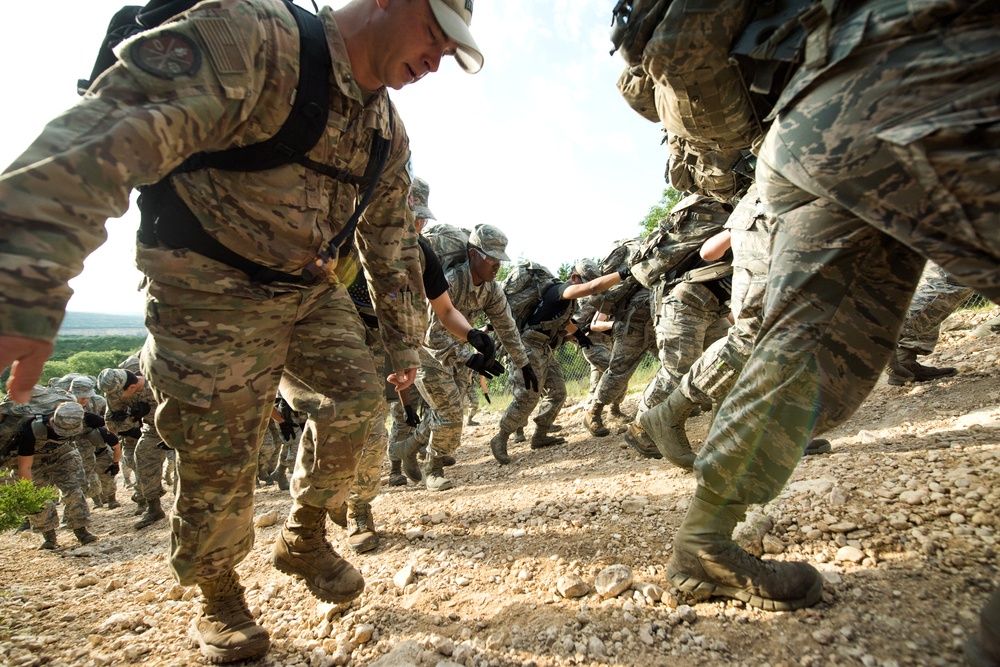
[
  {"xmin": 466, "ymin": 329, "xmax": 496, "ymax": 360},
  {"xmin": 279, "ymin": 421, "xmax": 297, "ymax": 442},
  {"xmin": 155, "ymin": 441, "xmax": 172, "ymax": 451},
  {"xmin": 105, "ymin": 462, "xmax": 120, "ymax": 476},
  {"xmin": 108, "ymin": 409, "xmax": 130, "ymax": 422},
  {"xmin": 85, "ymin": 413, "xmax": 107, "ymax": 429},
  {"xmin": 574, "ymin": 329, "xmax": 593, "ymax": 349},
  {"xmin": 465, "ymin": 354, "xmax": 505, "ymax": 379},
  {"xmin": 404, "ymin": 404, "xmax": 421, "ymax": 428},
  {"xmin": 522, "ymin": 364, "xmax": 539, "ymax": 392},
  {"xmin": 618, "ymin": 267, "xmax": 633, "ymax": 281},
  {"xmin": 101, "ymin": 428, "xmax": 120, "ymax": 446},
  {"xmin": 121, "ymin": 427, "xmax": 142, "ymax": 439},
  {"xmin": 130, "ymin": 401, "xmax": 151, "ymax": 420}
]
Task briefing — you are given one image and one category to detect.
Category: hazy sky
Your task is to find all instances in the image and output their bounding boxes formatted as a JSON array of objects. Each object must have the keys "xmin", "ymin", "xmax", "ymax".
[{"xmin": 0, "ymin": 1, "xmax": 669, "ymax": 315}]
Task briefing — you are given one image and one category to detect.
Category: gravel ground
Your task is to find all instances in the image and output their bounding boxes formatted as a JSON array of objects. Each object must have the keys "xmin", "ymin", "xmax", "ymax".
[{"xmin": 2, "ymin": 306, "xmax": 998, "ymax": 667}]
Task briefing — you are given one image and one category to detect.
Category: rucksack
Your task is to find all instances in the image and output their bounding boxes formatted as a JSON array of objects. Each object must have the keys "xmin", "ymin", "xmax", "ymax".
[
  {"xmin": 421, "ymin": 223, "xmax": 473, "ymax": 273},
  {"xmin": 591, "ymin": 238, "xmax": 644, "ymax": 319},
  {"xmin": 82, "ymin": 0, "xmax": 392, "ymax": 285},
  {"xmin": 0, "ymin": 386, "xmax": 76, "ymax": 464},
  {"xmin": 611, "ymin": 0, "xmax": 824, "ymax": 153},
  {"xmin": 500, "ymin": 260, "xmax": 560, "ymax": 331}
]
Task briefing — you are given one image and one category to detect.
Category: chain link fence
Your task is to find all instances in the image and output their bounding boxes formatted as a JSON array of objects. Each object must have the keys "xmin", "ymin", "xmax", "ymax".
[{"xmin": 476, "ymin": 291, "xmax": 995, "ymax": 412}]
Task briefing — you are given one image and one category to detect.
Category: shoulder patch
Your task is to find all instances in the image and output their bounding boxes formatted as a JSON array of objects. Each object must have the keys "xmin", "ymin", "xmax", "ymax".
[{"xmin": 131, "ymin": 31, "xmax": 202, "ymax": 79}]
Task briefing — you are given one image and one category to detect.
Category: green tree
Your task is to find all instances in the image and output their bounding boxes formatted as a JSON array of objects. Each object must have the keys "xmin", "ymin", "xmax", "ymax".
[
  {"xmin": 40, "ymin": 350, "xmax": 134, "ymax": 384},
  {"xmin": 557, "ymin": 262, "xmax": 573, "ymax": 281},
  {"xmin": 639, "ymin": 187, "xmax": 684, "ymax": 237}
]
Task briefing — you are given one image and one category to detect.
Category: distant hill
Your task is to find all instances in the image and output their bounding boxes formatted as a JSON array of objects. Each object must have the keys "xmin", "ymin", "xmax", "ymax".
[{"xmin": 59, "ymin": 311, "xmax": 147, "ymax": 337}]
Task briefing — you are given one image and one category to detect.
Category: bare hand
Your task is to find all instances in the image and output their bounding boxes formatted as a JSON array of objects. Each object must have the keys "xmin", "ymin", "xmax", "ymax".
[
  {"xmin": 387, "ymin": 367, "xmax": 417, "ymax": 393},
  {"xmin": 1, "ymin": 335, "xmax": 54, "ymax": 403}
]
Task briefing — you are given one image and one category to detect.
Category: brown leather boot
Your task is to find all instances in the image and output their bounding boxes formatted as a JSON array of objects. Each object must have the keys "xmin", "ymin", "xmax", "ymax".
[
  {"xmin": 192, "ymin": 570, "xmax": 270, "ymax": 664},
  {"xmin": 668, "ymin": 490, "xmax": 823, "ymax": 611},
  {"xmin": 272, "ymin": 504, "xmax": 364, "ymax": 603}
]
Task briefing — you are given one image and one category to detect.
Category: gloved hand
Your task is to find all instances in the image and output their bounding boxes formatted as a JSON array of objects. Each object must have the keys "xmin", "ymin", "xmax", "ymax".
[
  {"xmin": 465, "ymin": 354, "xmax": 505, "ymax": 379},
  {"xmin": 466, "ymin": 329, "xmax": 496, "ymax": 360},
  {"xmin": 105, "ymin": 462, "xmax": 120, "ymax": 476},
  {"xmin": 522, "ymin": 364, "xmax": 539, "ymax": 392},
  {"xmin": 121, "ymin": 427, "xmax": 142, "ymax": 439},
  {"xmin": 130, "ymin": 401, "xmax": 151, "ymax": 420},
  {"xmin": 404, "ymin": 404, "xmax": 421, "ymax": 427},
  {"xmin": 618, "ymin": 267, "xmax": 633, "ymax": 281},
  {"xmin": 155, "ymin": 441, "xmax": 172, "ymax": 451},
  {"xmin": 101, "ymin": 429, "xmax": 120, "ymax": 446},
  {"xmin": 108, "ymin": 409, "xmax": 130, "ymax": 422},
  {"xmin": 279, "ymin": 421, "xmax": 297, "ymax": 442},
  {"xmin": 574, "ymin": 329, "xmax": 593, "ymax": 349},
  {"xmin": 85, "ymin": 413, "xmax": 107, "ymax": 429}
]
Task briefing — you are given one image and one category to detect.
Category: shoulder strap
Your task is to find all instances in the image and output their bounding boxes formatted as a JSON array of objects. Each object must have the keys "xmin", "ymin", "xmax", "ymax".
[{"xmin": 175, "ymin": 0, "xmax": 330, "ymax": 174}]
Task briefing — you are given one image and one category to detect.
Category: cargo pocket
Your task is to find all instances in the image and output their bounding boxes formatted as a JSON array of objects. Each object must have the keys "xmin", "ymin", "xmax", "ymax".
[{"xmin": 143, "ymin": 335, "xmax": 220, "ymax": 410}]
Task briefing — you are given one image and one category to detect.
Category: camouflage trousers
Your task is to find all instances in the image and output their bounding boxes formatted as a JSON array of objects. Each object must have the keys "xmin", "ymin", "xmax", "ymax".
[
  {"xmin": 135, "ymin": 423, "xmax": 168, "ymax": 503},
  {"xmin": 119, "ymin": 436, "xmax": 138, "ymax": 488},
  {"xmin": 387, "ymin": 391, "xmax": 427, "ymax": 462},
  {"xmin": 348, "ymin": 326, "xmax": 393, "ymax": 513},
  {"xmin": 413, "ymin": 348, "xmax": 472, "ymax": 458},
  {"xmin": 74, "ymin": 438, "xmax": 102, "ymax": 502},
  {"xmin": 699, "ymin": 3, "xmax": 1000, "ymax": 507},
  {"xmin": 257, "ymin": 420, "xmax": 281, "ymax": 480},
  {"xmin": 639, "ymin": 281, "xmax": 730, "ymax": 415},
  {"xmin": 463, "ymin": 366, "xmax": 482, "ymax": 421},
  {"xmin": 582, "ymin": 335, "xmax": 612, "ymax": 402},
  {"xmin": 143, "ymin": 277, "xmax": 381, "ymax": 586},
  {"xmin": 499, "ymin": 331, "xmax": 566, "ymax": 435},
  {"xmin": 94, "ymin": 445, "xmax": 116, "ymax": 500},
  {"xmin": 897, "ymin": 262, "xmax": 974, "ymax": 356},
  {"xmin": 28, "ymin": 445, "xmax": 91, "ymax": 532},
  {"xmin": 594, "ymin": 298, "xmax": 655, "ymax": 407}
]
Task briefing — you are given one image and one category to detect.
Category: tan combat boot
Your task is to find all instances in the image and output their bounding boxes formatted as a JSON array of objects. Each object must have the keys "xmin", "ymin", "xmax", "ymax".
[
  {"xmin": 490, "ymin": 429, "xmax": 512, "ymax": 465},
  {"xmin": 192, "ymin": 569, "xmax": 270, "ymax": 664},
  {"xmin": 346, "ymin": 504, "xmax": 378, "ymax": 554},
  {"xmin": 423, "ymin": 456, "xmax": 454, "ymax": 491},
  {"xmin": 584, "ymin": 402, "xmax": 610, "ymax": 437},
  {"xmin": 272, "ymin": 504, "xmax": 365, "ymax": 603},
  {"xmin": 134, "ymin": 497, "xmax": 166, "ymax": 530},
  {"xmin": 637, "ymin": 388, "xmax": 697, "ymax": 470},
  {"xmin": 668, "ymin": 489, "xmax": 823, "ymax": 611}
]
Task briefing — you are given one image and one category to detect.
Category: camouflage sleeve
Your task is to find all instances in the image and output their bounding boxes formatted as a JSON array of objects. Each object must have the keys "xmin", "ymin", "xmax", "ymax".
[
  {"xmin": 0, "ymin": 0, "xmax": 275, "ymax": 341},
  {"xmin": 103, "ymin": 397, "xmax": 131, "ymax": 435},
  {"xmin": 356, "ymin": 106, "xmax": 427, "ymax": 372},
  {"xmin": 483, "ymin": 284, "xmax": 530, "ymax": 369}
]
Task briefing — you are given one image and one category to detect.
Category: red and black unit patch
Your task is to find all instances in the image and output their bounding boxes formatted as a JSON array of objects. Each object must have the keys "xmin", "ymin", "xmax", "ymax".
[{"xmin": 131, "ymin": 31, "xmax": 202, "ymax": 79}]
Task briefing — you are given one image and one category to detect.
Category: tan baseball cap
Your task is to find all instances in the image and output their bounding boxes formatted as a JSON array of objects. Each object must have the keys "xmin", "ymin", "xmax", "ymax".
[{"xmin": 428, "ymin": 0, "xmax": 483, "ymax": 74}]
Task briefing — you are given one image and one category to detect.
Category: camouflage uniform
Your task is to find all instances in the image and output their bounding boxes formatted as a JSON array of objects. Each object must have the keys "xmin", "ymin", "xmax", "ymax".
[
  {"xmin": 897, "ymin": 261, "xmax": 974, "ymax": 357},
  {"xmin": 417, "ymin": 261, "xmax": 529, "ymax": 461},
  {"xmin": 633, "ymin": 195, "xmax": 732, "ymax": 416},
  {"xmin": 23, "ymin": 415, "xmax": 96, "ymax": 533},
  {"xmin": 678, "ymin": 187, "xmax": 769, "ymax": 407},
  {"xmin": 0, "ymin": 0, "xmax": 425, "ymax": 587},
  {"xmin": 699, "ymin": 0, "xmax": 1000, "ymax": 510},
  {"xmin": 593, "ymin": 289, "xmax": 656, "ymax": 408},
  {"xmin": 575, "ymin": 295, "xmax": 613, "ymax": 403},
  {"xmin": 497, "ymin": 317, "xmax": 571, "ymax": 438},
  {"xmin": 102, "ymin": 368, "xmax": 165, "ymax": 508},
  {"xmin": 257, "ymin": 420, "xmax": 282, "ymax": 485}
]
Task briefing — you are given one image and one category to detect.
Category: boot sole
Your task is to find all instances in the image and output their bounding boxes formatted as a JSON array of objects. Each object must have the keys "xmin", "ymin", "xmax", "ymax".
[
  {"xmin": 190, "ymin": 621, "xmax": 271, "ymax": 664},
  {"xmin": 134, "ymin": 511, "xmax": 166, "ymax": 530},
  {"xmin": 623, "ymin": 431, "xmax": 662, "ymax": 460},
  {"xmin": 667, "ymin": 566, "xmax": 823, "ymax": 612}
]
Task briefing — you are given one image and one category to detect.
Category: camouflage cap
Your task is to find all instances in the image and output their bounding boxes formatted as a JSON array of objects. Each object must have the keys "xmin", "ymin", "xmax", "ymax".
[
  {"xmin": 97, "ymin": 368, "xmax": 128, "ymax": 396},
  {"xmin": 51, "ymin": 401, "xmax": 86, "ymax": 438},
  {"xmin": 410, "ymin": 177, "xmax": 436, "ymax": 221},
  {"xmin": 69, "ymin": 376, "xmax": 97, "ymax": 400},
  {"xmin": 469, "ymin": 224, "xmax": 511, "ymax": 262},
  {"xmin": 574, "ymin": 259, "xmax": 600, "ymax": 282}
]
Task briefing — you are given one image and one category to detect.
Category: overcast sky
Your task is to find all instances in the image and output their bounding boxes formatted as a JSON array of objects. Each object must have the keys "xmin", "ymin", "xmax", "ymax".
[{"xmin": 0, "ymin": 0, "xmax": 669, "ymax": 315}]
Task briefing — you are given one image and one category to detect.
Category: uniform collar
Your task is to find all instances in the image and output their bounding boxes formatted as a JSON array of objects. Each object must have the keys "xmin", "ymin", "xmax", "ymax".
[{"xmin": 319, "ymin": 7, "xmax": 392, "ymax": 140}]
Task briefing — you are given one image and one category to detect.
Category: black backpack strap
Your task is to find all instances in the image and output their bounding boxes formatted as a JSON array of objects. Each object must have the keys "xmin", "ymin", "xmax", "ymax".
[{"xmin": 175, "ymin": 0, "xmax": 331, "ymax": 173}]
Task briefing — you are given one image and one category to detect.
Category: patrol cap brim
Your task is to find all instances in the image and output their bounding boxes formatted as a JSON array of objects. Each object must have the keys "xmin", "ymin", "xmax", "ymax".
[
  {"xmin": 482, "ymin": 247, "xmax": 510, "ymax": 263},
  {"xmin": 428, "ymin": 0, "xmax": 483, "ymax": 74},
  {"xmin": 414, "ymin": 205, "xmax": 436, "ymax": 220}
]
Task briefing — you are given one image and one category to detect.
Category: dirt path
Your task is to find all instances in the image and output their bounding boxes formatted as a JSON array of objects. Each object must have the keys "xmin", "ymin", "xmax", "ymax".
[{"xmin": 2, "ymin": 307, "xmax": 997, "ymax": 667}]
